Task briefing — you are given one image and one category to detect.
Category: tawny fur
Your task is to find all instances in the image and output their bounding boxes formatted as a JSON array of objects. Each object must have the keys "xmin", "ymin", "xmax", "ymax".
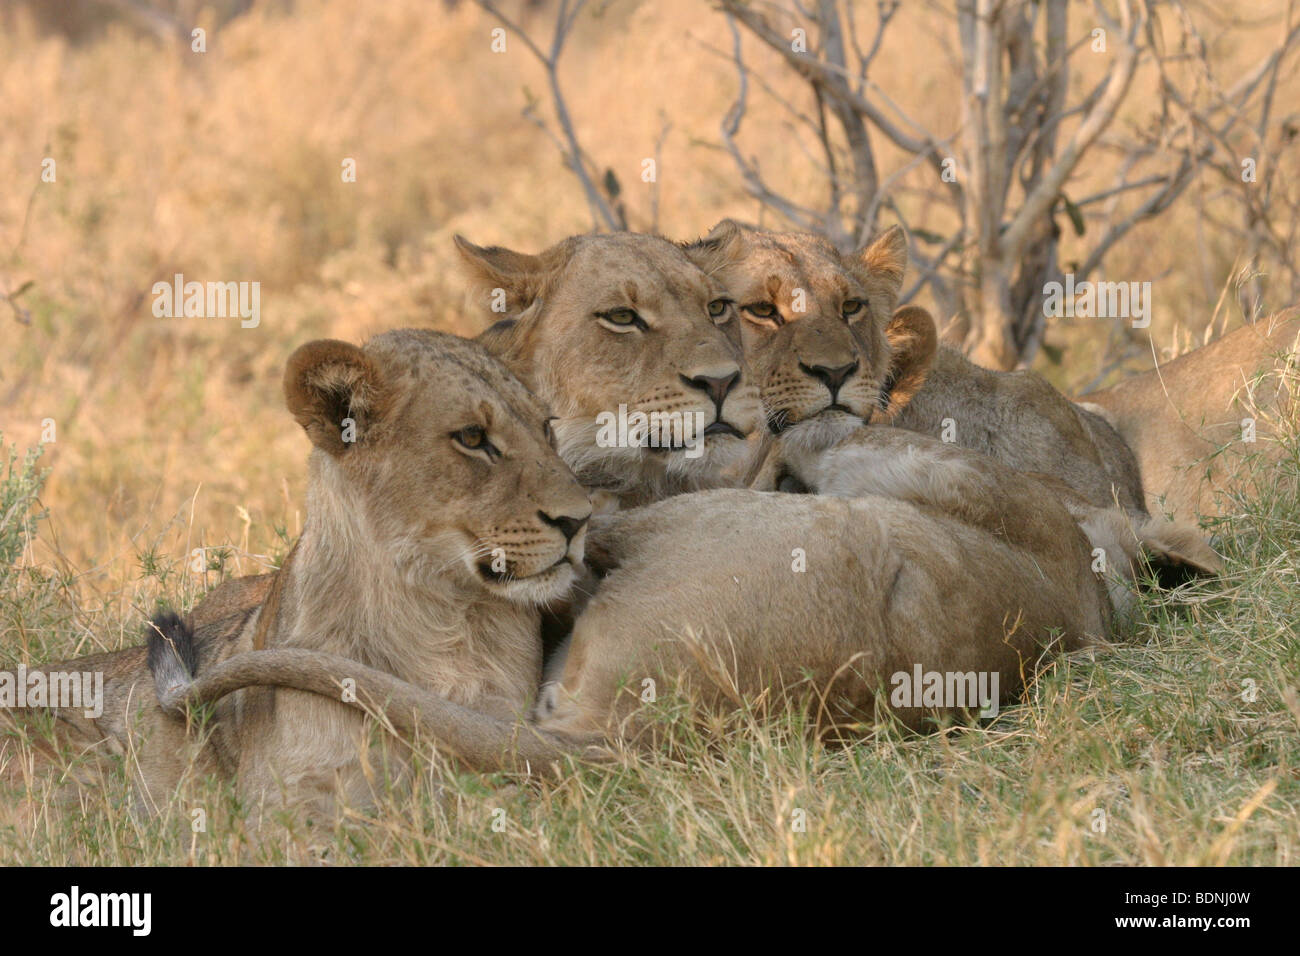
[
  {"xmin": 688, "ymin": 221, "xmax": 1147, "ymax": 516},
  {"xmin": 536, "ymin": 430, "xmax": 1113, "ymax": 741},
  {"xmin": 2, "ymin": 330, "xmax": 591, "ymax": 816},
  {"xmin": 457, "ymin": 232, "xmax": 763, "ymax": 507},
  {"xmin": 1079, "ymin": 308, "xmax": 1300, "ymax": 520}
]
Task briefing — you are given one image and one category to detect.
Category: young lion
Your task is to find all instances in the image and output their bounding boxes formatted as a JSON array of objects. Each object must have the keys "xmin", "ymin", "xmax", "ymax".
[
  {"xmin": 156, "ymin": 424, "xmax": 1123, "ymax": 757},
  {"xmin": 455, "ymin": 232, "xmax": 763, "ymax": 508},
  {"xmin": 685, "ymin": 221, "xmax": 1147, "ymax": 516},
  {"xmin": 1078, "ymin": 308, "xmax": 1300, "ymax": 521},
  {"xmin": 1, "ymin": 330, "xmax": 591, "ymax": 815}
]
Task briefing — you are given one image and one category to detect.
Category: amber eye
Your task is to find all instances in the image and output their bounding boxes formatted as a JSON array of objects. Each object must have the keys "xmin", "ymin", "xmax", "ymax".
[
  {"xmin": 452, "ymin": 425, "xmax": 496, "ymax": 457},
  {"xmin": 741, "ymin": 302, "xmax": 782, "ymax": 327},
  {"xmin": 842, "ymin": 299, "xmax": 866, "ymax": 318},
  {"xmin": 543, "ymin": 417, "xmax": 558, "ymax": 447},
  {"xmin": 707, "ymin": 298, "xmax": 733, "ymax": 322},
  {"xmin": 596, "ymin": 307, "xmax": 645, "ymax": 332}
]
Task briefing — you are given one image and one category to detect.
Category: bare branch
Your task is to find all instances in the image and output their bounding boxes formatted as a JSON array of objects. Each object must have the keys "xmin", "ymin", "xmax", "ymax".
[{"xmin": 473, "ymin": 0, "xmax": 625, "ymax": 231}]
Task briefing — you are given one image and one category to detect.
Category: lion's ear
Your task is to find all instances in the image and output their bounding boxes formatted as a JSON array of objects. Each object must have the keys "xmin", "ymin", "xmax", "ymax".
[
  {"xmin": 283, "ymin": 339, "xmax": 390, "ymax": 456},
  {"xmin": 854, "ymin": 224, "xmax": 908, "ymax": 321},
  {"xmin": 877, "ymin": 305, "xmax": 937, "ymax": 420},
  {"xmin": 682, "ymin": 219, "xmax": 748, "ymax": 276},
  {"xmin": 1135, "ymin": 518, "xmax": 1224, "ymax": 584},
  {"xmin": 454, "ymin": 235, "xmax": 567, "ymax": 315}
]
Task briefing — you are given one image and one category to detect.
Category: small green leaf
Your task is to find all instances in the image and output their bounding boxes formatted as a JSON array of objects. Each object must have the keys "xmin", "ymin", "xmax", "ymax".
[
  {"xmin": 603, "ymin": 168, "xmax": 621, "ymax": 201},
  {"xmin": 911, "ymin": 228, "xmax": 945, "ymax": 245},
  {"xmin": 1060, "ymin": 194, "xmax": 1086, "ymax": 236}
]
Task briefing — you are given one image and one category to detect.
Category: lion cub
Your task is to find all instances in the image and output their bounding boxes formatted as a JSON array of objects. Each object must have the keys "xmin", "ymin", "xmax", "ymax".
[
  {"xmin": 3, "ymin": 330, "xmax": 591, "ymax": 816},
  {"xmin": 456, "ymin": 232, "xmax": 763, "ymax": 509},
  {"xmin": 685, "ymin": 220, "xmax": 1147, "ymax": 516},
  {"xmin": 529, "ymin": 425, "xmax": 1115, "ymax": 741}
]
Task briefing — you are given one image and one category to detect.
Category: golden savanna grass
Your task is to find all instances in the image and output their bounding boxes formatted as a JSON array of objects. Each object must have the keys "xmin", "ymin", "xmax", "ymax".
[{"xmin": 0, "ymin": 0, "xmax": 1297, "ymax": 864}]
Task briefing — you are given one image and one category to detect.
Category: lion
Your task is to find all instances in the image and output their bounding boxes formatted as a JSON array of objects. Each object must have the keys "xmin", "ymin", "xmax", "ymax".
[
  {"xmin": 146, "ymin": 401, "xmax": 1226, "ymax": 775},
  {"xmin": 683, "ymin": 221, "xmax": 937, "ymax": 453},
  {"xmin": 454, "ymin": 232, "xmax": 764, "ymax": 509},
  {"xmin": 1, "ymin": 329, "xmax": 591, "ymax": 815},
  {"xmin": 1077, "ymin": 308, "xmax": 1300, "ymax": 521},
  {"xmin": 685, "ymin": 221, "xmax": 1147, "ymax": 516},
  {"xmin": 144, "ymin": 230, "xmax": 1220, "ymax": 776},
  {"xmin": 748, "ymin": 420, "xmax": 1221, "ymax": 621},
  {"xmin": 153, "ymin": 425, "xmax": 1133, "ymax": 762}
]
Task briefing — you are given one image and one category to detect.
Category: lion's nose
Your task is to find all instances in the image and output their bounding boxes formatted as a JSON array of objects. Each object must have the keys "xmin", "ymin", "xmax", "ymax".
[
  {"xmin": 538, "ymin": 510, "xmax": 589, "ymax": 544},
  {"xmin": 799, "ymin": 360, "xmax": 859, "ymax": 399},
  {"xmin": 680, "ymin": 369, "xmax": 741, "ymax": 407}
]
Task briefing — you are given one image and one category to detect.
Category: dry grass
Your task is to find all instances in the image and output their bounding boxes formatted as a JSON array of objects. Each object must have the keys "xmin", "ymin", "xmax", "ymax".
[
  {"xmin": 0, "ymin": 0, "xmax": 1297, "ymax": 865},
  {"xmin": 2, "ymin": 464, "xmax": 1297, "ymax": 865}
]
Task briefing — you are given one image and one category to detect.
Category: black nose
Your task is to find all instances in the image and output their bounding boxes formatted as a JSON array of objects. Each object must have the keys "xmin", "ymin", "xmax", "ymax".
[
  {"xmin": 538, "ymin": 511, "xmax": 588, "ymax": 544},
  {"xmin": 680, "ymin": 370, "xmax": 740, "ymax": 408},
  {"xmin": 799, "ymin": 360, "xmax": 859, "ymax": 399}
]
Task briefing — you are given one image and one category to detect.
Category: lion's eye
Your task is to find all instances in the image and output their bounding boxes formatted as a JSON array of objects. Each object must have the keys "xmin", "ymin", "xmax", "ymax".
[
  {"xmin": 741, "ymin": 302, "xmax": 782, "ymax": 327},
  {"xmin": 543, "ymin": 417, "xmax": 558, "ymax": 448},
  {"xmin": 595, "ymin": 307, "xmax": 646, "ymax": 333},
  {"xmin": 842, "ymin": 299, "xmax": 866, "ymax": 318},
  {"xmin": 452, "ymin": 425, "xmax": 498, "ymax": 458},
  {"xmin": 707, "ymin": 298, "xmax": 733, "ymax": 323}
]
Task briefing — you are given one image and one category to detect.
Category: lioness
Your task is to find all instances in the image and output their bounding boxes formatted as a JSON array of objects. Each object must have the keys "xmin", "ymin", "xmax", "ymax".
[
  {"xmin": 151, "ymin": 405, "xmax": 1223, "ymax": 770},
  {"xmin": 1078, "ymin": 308, "xmax": 1300, "ymax": 521},
  {"xmin": 683, "ymin": 221, "xmax": 935, "ymax": 450},
  {"xmin": 157, "ymin": 425, "xmax": 1123, "ymax": 761},
  {"xmin": 455, "ymin": 232, "xmax": 763, "ymax": 508},
  {"xmin": 2, "ymin": 330, "xmax": 591, "ymax": 815},
  {"xmin": 750, "ymin": 420, "xmax": 1221, "ymax": 620},
  {"xmin": 685, "ymin": 221, "xmax": 1147, "ymax": 515}
]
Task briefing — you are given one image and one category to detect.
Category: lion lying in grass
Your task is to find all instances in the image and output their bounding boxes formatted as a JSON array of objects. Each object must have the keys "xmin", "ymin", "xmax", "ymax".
[
  {"xmin": 1, "ymin": 228, "xmax": 1227, "ymax": 810},
  {"xmin": 143, "ymin": 227, "xmax": 1220, "ymax": 780},
  {"xmin": 1078, "ymin": 308, "xmax": 1300, "ymax": 521},
  {"xmin": 155, "ymin": 423, "xmax": 1140, "ymax": 766},
  {"xmin": 2, "ymin": 329, "xmax": 592, "ymax": 815},
  {"xmin": 685, "ymin": 220, "xmax": 1148, "ymax": 517}
]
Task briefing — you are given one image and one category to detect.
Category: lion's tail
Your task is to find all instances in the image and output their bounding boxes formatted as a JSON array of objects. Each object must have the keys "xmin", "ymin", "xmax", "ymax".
[{"xmin": 145, "ymin": 611, "xmax": 199, "ymax": 709}]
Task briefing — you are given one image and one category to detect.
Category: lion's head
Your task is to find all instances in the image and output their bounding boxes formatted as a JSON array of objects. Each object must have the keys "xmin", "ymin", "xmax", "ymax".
[
  {"xmin": 455, "ymin": 232, "xmax": 763, "ymax": 505},
  {"xmin": 685, "ymin": 222, "xmax": 936, "ymax": 452},
  {"xmin": 283, "ymin": 329, "xmax": 591, "ymax": 607}
]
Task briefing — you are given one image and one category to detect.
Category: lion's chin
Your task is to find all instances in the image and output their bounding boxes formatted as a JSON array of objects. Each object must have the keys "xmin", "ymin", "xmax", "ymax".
[
  {"xmin": 778, "ymin": 409, "xmax": 864, "ymax": 456},
  {"xmin": 479, "ymin": 559, "xmax": 578, "ymax": 607}
]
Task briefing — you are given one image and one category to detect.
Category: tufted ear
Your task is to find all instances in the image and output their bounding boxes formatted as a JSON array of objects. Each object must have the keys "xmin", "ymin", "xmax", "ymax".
[
  {"xmin": 681, "ymin": 219, "xmax": 749, "ymax": 277},
  {"xmin": 877, "ymin": 305, "xmax": 938, "ymax": 420},
  {"xmin": 454, "ymin": 234, "xmax": 574, "ymax": 317},
  {"xmin": 283, "ymin": 339, "xmax": 390, "ymax": 457},
  {"xmin": 853, "ymin": 224, "xmax": 908, "ymax": 322}
]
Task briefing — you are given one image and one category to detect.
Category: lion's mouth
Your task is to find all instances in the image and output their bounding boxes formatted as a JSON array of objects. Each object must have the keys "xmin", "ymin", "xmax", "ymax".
[
  {"xmin": 477, "ymin": 555, "xmax": 572, "ymax": 584},
  {"xmin": 704, "ymin": 420, "xmax": 746, "ymax": 439},
  {"xmin": 641, "ymin": 420, "xmax": 745, "ymax": 453},
  {"xmin": 767, "ymin": 405, "xmax": 862, "ymax": 435}
]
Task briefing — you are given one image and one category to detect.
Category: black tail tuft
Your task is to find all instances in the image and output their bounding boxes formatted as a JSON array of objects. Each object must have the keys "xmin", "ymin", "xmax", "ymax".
[{"xmin": 146, "ymin": 610, "xmax": 198, "ymax": 707}]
